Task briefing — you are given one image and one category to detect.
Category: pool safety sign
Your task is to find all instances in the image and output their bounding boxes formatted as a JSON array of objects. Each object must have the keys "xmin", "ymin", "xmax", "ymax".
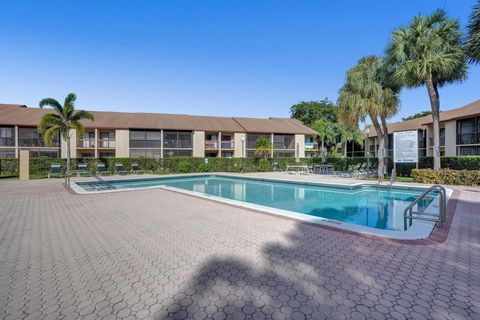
[{"xmin": 394, "ymin": 130, "xmax": 418, "ymax": 163}]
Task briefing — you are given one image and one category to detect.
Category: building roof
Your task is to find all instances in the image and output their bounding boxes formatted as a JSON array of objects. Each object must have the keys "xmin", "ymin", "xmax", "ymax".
[
  {"xmin": 0, "ymin": 103, "xmax": 317, "ymax": 135},
  {"xmin": 368, "ymin": 99, "xmax": 480, "ymax": 138}
]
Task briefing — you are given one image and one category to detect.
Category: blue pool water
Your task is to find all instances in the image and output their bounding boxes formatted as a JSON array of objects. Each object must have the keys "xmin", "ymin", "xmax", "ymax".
[{"xmin": 76, "ymin": 175, "xmax": 437, "ymax": 231}]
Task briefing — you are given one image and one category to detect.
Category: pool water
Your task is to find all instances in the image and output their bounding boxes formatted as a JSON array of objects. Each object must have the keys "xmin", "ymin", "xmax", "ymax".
[{"xmin": 76, "ymin": 175, "xmax": 437, "ymax": 231}]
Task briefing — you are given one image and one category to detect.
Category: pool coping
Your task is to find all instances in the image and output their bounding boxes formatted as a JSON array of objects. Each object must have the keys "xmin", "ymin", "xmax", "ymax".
[{"xmin": 69, "ymin": 173, "xmax": 454, "ymax": 241}]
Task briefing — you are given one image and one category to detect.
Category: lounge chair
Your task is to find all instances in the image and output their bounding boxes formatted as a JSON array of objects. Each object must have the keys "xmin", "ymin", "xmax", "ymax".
[
  {"xmin": 131, "ymin": 163, "xmax": 144, "ymax": 174},
  {"xmin": 114, "ymin": 163, "xmax": 129, "ymax": 175},
  {"xmin": 335, "ymin": 163, "xmax": 362, "ymax": 178},
  {"xmin": 96, "ymin": 163, "xmax": 112, "ymax": 175},
  {"xmin": 48, "ymin": 164, "xmax": 63, "ymax": 178},
  {"xmin": 76, "ymin": 163, "xmax": 90, "ymax": 177}
]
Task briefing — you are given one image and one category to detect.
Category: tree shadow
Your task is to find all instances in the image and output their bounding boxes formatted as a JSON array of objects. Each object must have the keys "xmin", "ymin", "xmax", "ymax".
[{"xmin": 155, "ymin": 201, "xmax": 478, "ymax": 320}]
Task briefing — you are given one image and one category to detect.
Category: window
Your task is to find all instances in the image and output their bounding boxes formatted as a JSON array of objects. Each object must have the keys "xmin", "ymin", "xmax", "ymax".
[
  {"xmin": 79, "ymin": 151, "xmax": 95, "ymax": 159},
  {"xmin": 30, "ymin": 149, "xmax": 60, "ymax": 158},
  {"xmin": 130, "ymin": 149, "xmax": 162, "ymax": 159},
  {"xmin": 99, "ymin": 131, "xmax": 115, "ymax": 148},
  {"xmin": 457, "ymin": 146, "xmax": 480, "ymax": 156},
  {"xmin": 457, "ymin": 118, "xmax": 478, "ymax": 145},
  {"xmin": 273, "ymin": 134, "xmax": 295, "ymax": 150},
  {"xmin": 246, "ymin": 134, "xmax": 269, "ymax": 150},
  {"xmin": 346, "ymin": 141, "xmax": 364, "ymax": 157},
  {"xmin": 130, "ymin": 130, "xmax": 162, "ymax": 148},
  {"xmin": 19, "ymin": 127, "xmax": 59, "ymax": 147},
  {"xmin": 163, "ymin": 131, "xmax": 192, "ymax": 149},
  {"xmin": 0, "ymin": 126, "xmax": 15, "ymax": 147},
  {"xmin": 163, "ymin": 149, "xmax": 192, "ymax": 157},
  {"xmin": 273, "ymin": 150, "xmax": 295, "ymax": 158},
  {"xmin": 0, "ymin": 149, "xmax": 15, "ymax": 158},
  {"xmin": 99, "ymin": 152, "xmax": 115, "ymax": 158}
]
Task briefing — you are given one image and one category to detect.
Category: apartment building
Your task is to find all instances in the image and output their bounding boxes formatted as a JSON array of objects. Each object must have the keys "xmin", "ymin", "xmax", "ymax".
[
  {"xmin": 364, "ymin": 99, "xmax": 480, "ymax": 158},
  {"xmin": 0, "ymin": 104, "xmax": 318, "ymax": 159}
]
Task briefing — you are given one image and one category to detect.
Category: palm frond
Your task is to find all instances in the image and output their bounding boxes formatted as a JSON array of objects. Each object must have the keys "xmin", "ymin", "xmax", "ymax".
[
  {"xmin": 39, "ymin": 98, "xmax": 63, "ymax": 115},
  {"xmin": 43, "ymin": 125, "xmax": 61, "ymax": 147},
  {"xmin": 38, "ymin": 113, "xmax": 65, "ymax": 133},
  {"xmin": 70, "ymin": 110, "xmax": 94, "ymax": 122},
  {"xmin": 69, "ymin": 120, "xmax": 85, "ymax": 140}
]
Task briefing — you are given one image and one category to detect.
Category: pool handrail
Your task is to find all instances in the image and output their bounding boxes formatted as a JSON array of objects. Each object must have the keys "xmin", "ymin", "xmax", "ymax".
[{"xmin": 404, "ymin": 184, "xmax": 446, "ymax": 230}]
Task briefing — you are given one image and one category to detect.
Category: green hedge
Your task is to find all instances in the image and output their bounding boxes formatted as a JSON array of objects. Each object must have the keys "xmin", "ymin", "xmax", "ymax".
[
  {"xmin": 0, "ymin": 158, "xmax": 19, "ymax": 177},
  {"xmin": 412, "ymin": 168, "xmax": 480, "ymax": 186}
]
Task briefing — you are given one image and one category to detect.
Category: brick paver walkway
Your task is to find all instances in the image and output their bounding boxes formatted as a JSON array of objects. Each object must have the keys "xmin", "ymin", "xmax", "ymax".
[{"xmin": 0, "ymin": 178, "xmax": 479, "ymax": 320}]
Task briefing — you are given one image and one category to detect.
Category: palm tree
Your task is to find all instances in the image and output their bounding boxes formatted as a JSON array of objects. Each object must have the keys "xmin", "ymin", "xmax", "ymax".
[
  {"xmin": 335, "ymin": 123, "xmax": 365, "ymax": 157},
  {"xmin": 386, "ymin": 9, "xmax": 467, "ymax": 170},
  {"xmin": 466, "ymin": 0, "xmax": 480, "ymax": 64},
  {"xmin": 254, "ymin": 136, "xmax": 272, "ymax": 160},
  {"xmin": 311, "ymin": 119, "xmax": 335, "ymax": 162},
  {"xmin": 38, "ymin": 93, "xmax": 94, "ymax": 173},
  {"xmin": 338, "ymin": 56, "xmax": 399, "ymax": 181}
]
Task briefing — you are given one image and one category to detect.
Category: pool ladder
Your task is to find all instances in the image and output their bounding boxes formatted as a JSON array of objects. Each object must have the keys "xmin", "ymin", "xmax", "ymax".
[
  {"xmin": 64, "ymin": 171, "xmax": 114, "ymax": 190},
  {"xmin": 403, "ymin": 185, "xmax": 447, "ymax": 231}
]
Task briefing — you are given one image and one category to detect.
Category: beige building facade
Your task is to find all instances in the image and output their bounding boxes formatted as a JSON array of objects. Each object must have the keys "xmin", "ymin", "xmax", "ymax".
[
  {"xmin": 363, "ymin": 99, "xmax": 480, "ymax": 158},
  {"xmin": 0, "ymin": 104, "xmax": 318, "ymax": 160}
]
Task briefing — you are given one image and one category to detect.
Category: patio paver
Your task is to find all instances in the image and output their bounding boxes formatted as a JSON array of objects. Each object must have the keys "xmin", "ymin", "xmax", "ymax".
[{"xmin": 0, "ymin": 176, "xmax": 479, "ymax": 320}]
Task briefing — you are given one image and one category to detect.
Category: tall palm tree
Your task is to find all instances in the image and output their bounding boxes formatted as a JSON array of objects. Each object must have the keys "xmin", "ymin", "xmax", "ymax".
[
  {"xmin": 38, "ymin": 93, "xmax": 94, "ymax": 173},
  {"xmin": 311, "ymin": 119, "xmax": 335, "ymax": 162},
  {"xmin": 254, "ymin": 136, "xmax": 272, "ymax": 160},
  {"xmin": 338, "ymin": 56, "xmax": 399, "ymax": 181},
  {"xmin": 466, "ymin": 0, "xmax": 480, "ymax": 64},
  {"xmin": 386, "ymin": 9, "xmax": 467, "ymax": 170}
]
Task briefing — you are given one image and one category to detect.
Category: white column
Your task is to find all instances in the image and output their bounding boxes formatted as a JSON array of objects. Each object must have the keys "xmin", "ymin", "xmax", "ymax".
[
  {"xmin": 14, "ymin": 125, "xmax": 19, "ymax": 158},
  {"xmin": 444, "ymin": 120, "xmax": 456, "ymax": 156},
  {"xmin": 234, "ymin": 133, "xmax": 246, "ymax": 158},
  {"xmin": 192, "ymin": 131, "xmax": 205, "ymax": 157},
  {"xmin": 115, "ymin": 129, "xmax": 130, "ymax": 157},
  {"xmin": 160, "ymin": 129, "xmax": 164, "ymax": 158},
  {"xmin": 294, "ymin": 134, "xmax": 305, "ymax": 158},
  {"xmin": 218, "ymin": 131, "xmax": 222, "ymax": 158},
  {"xmin": 94, "ymin": 128, "xmax": 99, "ymax": 158}
]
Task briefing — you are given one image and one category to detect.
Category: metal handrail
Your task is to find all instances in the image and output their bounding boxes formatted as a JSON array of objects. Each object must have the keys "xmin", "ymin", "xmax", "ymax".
[{"xmin": 404, "ymin": 184, "xmax": 446, "ymax": 230}]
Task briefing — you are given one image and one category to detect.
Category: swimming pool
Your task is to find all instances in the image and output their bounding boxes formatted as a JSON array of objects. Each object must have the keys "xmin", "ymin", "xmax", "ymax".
[{"xmin": 74, "ymin": 174, "xmax": 440, "ymax": 236}]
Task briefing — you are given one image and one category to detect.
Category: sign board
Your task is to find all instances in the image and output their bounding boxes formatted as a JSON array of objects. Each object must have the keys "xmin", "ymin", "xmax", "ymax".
[{"xmin": 393, "ymin": 131, "xmax": 418, "ymax": 163}]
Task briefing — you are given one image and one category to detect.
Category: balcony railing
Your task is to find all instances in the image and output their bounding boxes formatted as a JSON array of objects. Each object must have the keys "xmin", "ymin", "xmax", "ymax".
[
  {"xmin": 305, "ymin": 141, "xmax": 318, "ymax": 149},
  {"xmin": 221, "ymin": 141, "xmax": 234, "ymax": 149},
  {"xmin": 98, "ymin": 138, "xmax": 116, "ymax": 148},
  {"xmin": 273, "ymin": 142, "xmax": 295, "ymax": 150},
  {"xmin": 0, "ymin": 137, "xmax": 15, "ymax": 147},
  {"xmin": 163, "ymin": 140, "xmax": 193, "ymax": 149},
  {"xmin": 205, "ymin": 140, "xmax": 218, "ymax": 149},
  {"xmin": 18, "ymin": 138, "xmax": 58, "ymax": 147},
  {"xmin": 78, "ymin": 138, "xmax": 95, "ymax": 148}
]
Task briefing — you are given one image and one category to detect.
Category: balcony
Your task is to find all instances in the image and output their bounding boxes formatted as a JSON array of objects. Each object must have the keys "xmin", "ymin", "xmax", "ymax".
[
  {"xmin": 98, "ymin": 138, "xmax": 116, "ymax": 148},
  {"xmin": 0, "ymin": 137, "xmax": 15, "ymax": 147},
  {"xmin": 18, "ymin": 138, "xmax": 58, "ymax": 148},
  {"xmin": 221, "ymin": 141, "xmax": 234, "ymax": 149},
  {"xmin": 78, "ymin": 138, "xmax": 95, "ymax": 148},
  {"xmin": 205, "ymin": 140, "xmax": 218, "ymax": 149},
  {"xmin": 305, "ymin": 141, "xmax": 318, "ymax": 150}
]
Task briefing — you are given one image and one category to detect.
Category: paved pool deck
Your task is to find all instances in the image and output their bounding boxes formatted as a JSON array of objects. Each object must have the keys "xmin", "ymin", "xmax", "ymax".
[{"xmin": 0, "ymin": 173, "xmax": 479, "ymax": 320}]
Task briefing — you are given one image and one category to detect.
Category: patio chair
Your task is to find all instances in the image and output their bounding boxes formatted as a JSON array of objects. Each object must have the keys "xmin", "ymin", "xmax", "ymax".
[
  {"xmin": 114, "ymin": 163, "xmax": 129, "ymax": 175},
  {"xmin": 334, "ymin": 163, "xmax": 361, "ymax": 178},
  {"xmin": 131, "ymin": 163, "xmax": 144, "ymax": 174},
  {"xmin": 76, "ymin": 163, "xmax": 90, "ymax": 177},
  {"xmin": 48, "ymin": 164, "xmax": 63, "ymax": 178},
  {"xmin": 96, "ymin": 163, "xmax": 112, "ymax": 175}
]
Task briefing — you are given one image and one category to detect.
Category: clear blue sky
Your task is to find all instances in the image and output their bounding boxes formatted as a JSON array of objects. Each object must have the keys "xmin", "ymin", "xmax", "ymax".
[{"xmin": 0, "ymin": 0, "xmax": 478, "ymax": 123}]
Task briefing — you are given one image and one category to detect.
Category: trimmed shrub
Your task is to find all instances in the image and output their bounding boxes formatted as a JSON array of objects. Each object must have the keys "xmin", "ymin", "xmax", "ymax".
[
  {"xmin": 412, "ymin": 168, "xmax": 480, "ymax": 186},
  {"xmin": 176, "ymin": 160, "xmax": 193, "ymax": 173},
  {"xmin": 197, "ymin": 163, "xmax": 213, "ymax": 172},
  {"xmin": 441, "ymin": 156, "xmax": 480, "ymax": 170},
  {"xmin": 259, "ymin": 159, "xmax": 271, "ymax": 172}
]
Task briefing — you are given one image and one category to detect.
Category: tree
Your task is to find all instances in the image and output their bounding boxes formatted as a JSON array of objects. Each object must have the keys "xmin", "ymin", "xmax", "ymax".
[
  {"xmin": 254, "ymin": 136, "xmax": 272, "ymax": 160},
  {"xmin": 402, "ymin": 111, "xmax": 432, "ymax": 121},
  {"xmin": 386, "ymin": 9, "xmax": 467, "ymax": 170},
  {"xmin": 466, "ymin": 1, "xmax": 480, "ymax": 64},
  {"xmin": 311, "ymin": 119, "xmax": 336, "ymax": 162},
  {"xmin": 38, "ymin": 93, "xmax": 94, "ymax": 173},
  {"xmin": 335, "ymin": 123, "xmax": 365, "ymax": 157},
  {"xmin": 290, "ymin": 99, "xmax": 337, "ymax": 126},
  {"xmin": 337, "ymin": 56, "xmax": 399, "ymax": 181}
]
